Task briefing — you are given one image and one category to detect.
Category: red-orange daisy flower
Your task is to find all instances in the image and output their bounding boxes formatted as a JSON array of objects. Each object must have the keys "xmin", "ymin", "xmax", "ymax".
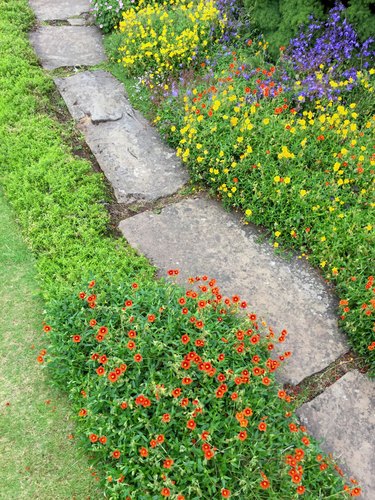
[
  {"xmin": 187, "ymin": 419, "xmax": 196, "ymax": 430},
  {"xmin": 163, "ymin": 458, "xmax": 174, "ymax": 469}
]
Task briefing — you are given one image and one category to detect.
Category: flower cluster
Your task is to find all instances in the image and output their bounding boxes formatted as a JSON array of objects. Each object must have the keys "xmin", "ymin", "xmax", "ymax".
[
  {"xmin": 161, "ymin": 53, "xmax": 375, "ymax": 361},
  {"xmin": 281, "ymin": 3, "xmax": 374, "ymax": 101},
  {"xmin": 90, "ymin": 0, "xmax": 132, "ymax": 33},
  {"xmin": 116, "ymin": 0, "xmax": 224, "ymax": 78},
  {"xmin": 41, "ymin": 276, "xmax": 354, "ymax": 498}
]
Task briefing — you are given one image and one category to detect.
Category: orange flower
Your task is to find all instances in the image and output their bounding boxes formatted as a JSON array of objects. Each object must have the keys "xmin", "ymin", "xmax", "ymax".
[
  {"xmin": 148, "ymin": 314, "xmax": 155, "ymax": 322},
  {"xmin": 187, "ymin": 419, "xmax": 196, "ymax": 430},
  {"xmin": 221, "ymin": 488, "xmax": 231, "ymax": 497},
  {"xmin": 120, "ymin": 402, "xmax": 128, "ymax": 409},
  {"xmin": 78, "ymin": 408, "xmax": 87, "ymax": 417},
  {"xmin": 297, "ymin": 485, "xmax": 306, "ymax": 495},
  {"xmin": 204, "ymin": 449, "xmax": 215, "ymax": 460},
  {"xmin": 201, "ymin": 431, "xmax": 209, "ymax": 440},
  {"xmin": 72, "ymin": 335, "xmax": 81, "ymax": 343},
  {"xmin": 238, "ymin": 431, "xmax": 247, "ymax": 441},
  {"xmin": 157, "ymin": 434, "xmax": 165, "ymax": 443},
  {"xmin": 112, "ymin": 450, "xmax": 121, "ymax": 459},
  {"xmin": 139, "ymin": 447, "xmax": 148, "ymax": 457},
  {"xmin": 108, "ymin": 372, "xmax": 118, "ymax": 383},
  {"xmin": 172, "ymin": 388, "xmax": 182, "ymax": 398},
  {"xmin": 163, "ymin": 458, "xmax": 174, "ymax": 468},
  {"xmin": 260, "ymin": 480, "xmax": 270, "ymax": 489},
  {"xmin": 162, "ymin": 414, "xmax": 171, "ymax": 423},
  {"xmin": 161, "ymin": 488, "xmax": 170, "ymax": 497},
  {"xmin": 96, "ymin": 366, "xmax": 105, "ymax": 376},
  {"xmin": 99, "ymin": 436, "xmax": 107, "ymax": 444},
  {"xmin": 134, "ymin": 353, "xmax": 142, "ymax": 362},
  {"xmin": 258, "ymin": 422, "xmax": 267, "ymax": 432},
  {"xmin": 43, "ymin": 325, "xmax": 52, "ymax": 332},
  {"xmin": 89, "ymin": 433, "xmax": 98, "ymax": 443},
  {"xmin": 301, "ymin": 436, "xmax": 310, "ymax": 446}
]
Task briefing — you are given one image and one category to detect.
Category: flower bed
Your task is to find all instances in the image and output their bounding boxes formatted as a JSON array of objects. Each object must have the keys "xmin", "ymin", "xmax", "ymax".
[
  {"xmin": 40, "ymin": 274, "xmax": 356, "ymax": 498},
  {"xmin": 103, "ymin": 1, "xmax": 375, "ymax": 371}
]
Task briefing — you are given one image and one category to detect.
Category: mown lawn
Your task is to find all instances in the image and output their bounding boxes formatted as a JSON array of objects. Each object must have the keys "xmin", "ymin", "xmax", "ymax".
[{"xmin": 0, "ymin": 191, "xmax": 102, "ymax": 498}]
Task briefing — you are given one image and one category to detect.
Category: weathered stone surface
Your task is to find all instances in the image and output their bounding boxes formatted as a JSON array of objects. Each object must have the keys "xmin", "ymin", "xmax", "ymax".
[
  {"xmin": 119, "ymin": 197, "xmax": 348, "ymax": 384},
  {"xmin": 29, "ymin": 27, "xmax": 106, "ymax": 70},
  {"xmin": 55, "ymin": 71, "xmax": 189, "ymax": 204},
  {"xmin": 54, "ymin": 71, "xmax": 126, "ymax": 123},
  {"xmin": 67, "ymin": 18, "xmax": 87, "ymax": 26},
  {"xmin": 297, "ymin": 371, "xmax": 375, "ymax": 499},
  {"xmin": 29, "ymin": 0, "xmax": 90, "ymax": 20}
]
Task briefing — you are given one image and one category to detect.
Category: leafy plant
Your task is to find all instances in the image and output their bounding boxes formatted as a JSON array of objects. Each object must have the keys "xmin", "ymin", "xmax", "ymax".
[{"xmin": 41, "ymin": 274, "xmax": 355, "ymax": 498}]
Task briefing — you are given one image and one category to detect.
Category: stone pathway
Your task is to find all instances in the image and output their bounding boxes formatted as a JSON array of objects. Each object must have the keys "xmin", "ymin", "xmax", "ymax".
[{"xmin": 27, "ymin": 0, "xmax": 375, "ymax": 497}]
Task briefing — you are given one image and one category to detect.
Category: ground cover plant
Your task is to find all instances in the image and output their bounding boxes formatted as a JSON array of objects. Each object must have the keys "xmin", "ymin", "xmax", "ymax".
[
  {"xmin": 0, "ymin": 191, "xmax": 101, "ymax": 499},
  {"xmin": 0, "ymin": 0, "xmax": 153, "ymax": 301},
  {"xmin": 40, "ymin": 274, "xmax": 360, "ymax": 498},
  {"xmin": 102, "ymin": 0, "xmax": 375, "ymax": 372}
]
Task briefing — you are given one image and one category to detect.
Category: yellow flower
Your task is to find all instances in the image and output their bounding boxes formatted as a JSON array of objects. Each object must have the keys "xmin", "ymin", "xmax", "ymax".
[
  {"xmin": 284, "ymin": 177, "xmax": 291, "ymax": 184},
  {"xmin": 320, "ymin": 261, "xmax": 327, "ymax": 268},
  {"xmin": 245, "ymin": 209, "xmax": 252, "ymax": 216},
  {"xmin": 275, "ymin": 231, "xmax": 281, "ymax": 238},
  {"xmin": 300, "ymin": 189, "xmax": 307, "ymax": 197},
  {"xmin": 274, "ymin": 175, "xmax": 280, "ymax": 183},
  {"xmin": 273, "ymin": 242, "xmax": 279, "ymax": 248},
  {"xmin": 365, "ymin": 224, "xmax": 373, "ymax": 231},
  {"xmin": 230, "ymin": 117, "xmax": 238, "ymax": 127},
  {"xmin": 262, "ymin": 118, "xmax": 270, "ymax": 125},
  {"xmin": 320, "ymin": 236, "xmax": 326, "ymax": 242}
]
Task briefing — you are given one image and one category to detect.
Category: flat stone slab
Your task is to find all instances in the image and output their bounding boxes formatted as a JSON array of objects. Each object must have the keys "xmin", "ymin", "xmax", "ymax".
[
  {"xmin": 297, "ymin": 371, "xmax": 375, "ymax": 499},
  {"xmin": 55, "ymin": 71, "xmax": 189, "ymax": 204},
  {"xmin": 29, "ymin": 0, "xmax": 90, "ymax": 20},
  {"xmin": 29, "ymin": 27, "xmax": 106, "ymax": 70},
  {"xmin": 54, "ymin": 71, "xmax": 126, "ymax": 123},
  {"xmin": 119, "ymin": 197, "xmax": 348, "ymax": 385}
]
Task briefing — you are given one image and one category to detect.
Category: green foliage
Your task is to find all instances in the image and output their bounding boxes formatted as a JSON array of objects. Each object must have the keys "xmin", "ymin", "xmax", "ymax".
[
  {"xmin": 0, "ymin": 191, "xmax": 102, "ymax": 499},
  {"xmin": 0, "ymin": 0, "xmax": 154, "ymax": 301},
  {"xmin": 42, "ymin": 276, "xmax": 350, "ymax": 498},
  {"xmin": 90, "ymin": 0, "xmax": 133, "ymax": 33},
  {"xmin": 346, "ymin": 0, "xmax": 375, "ymax": 42}
]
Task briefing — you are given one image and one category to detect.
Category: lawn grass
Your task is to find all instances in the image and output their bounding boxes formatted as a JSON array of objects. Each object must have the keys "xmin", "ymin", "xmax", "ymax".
[{"xmin": 0, "ymin": 190, "xmax": 102, "ymax": 498}]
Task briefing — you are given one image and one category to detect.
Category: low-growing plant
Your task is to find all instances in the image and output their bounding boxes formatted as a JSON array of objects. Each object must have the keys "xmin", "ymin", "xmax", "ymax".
[
  {"xmin": 156, "ymin": 54, "xmax": 375, "ymax": 367},
  {"xmin": 90, "ymin": 0, "xmax": 132, "ymax": 33},
  {"xmin": 40, "ymin": 274, "xmax": 357, "ymax": 498},
  {"xmin": 112, "ymin": 0, "xmax": 225, "ymax": 79}
]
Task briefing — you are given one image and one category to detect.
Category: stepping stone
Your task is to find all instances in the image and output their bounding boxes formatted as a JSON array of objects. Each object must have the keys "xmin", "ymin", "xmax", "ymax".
[
  {"xmin": 119, "ymin": 197, "xmax": 348, "ymax": 385},
  {"xmin": 54, "ymin": 71, "xmax": 189, "ymax": 204},
  {"xmin": 29, "ymin": 27, "xmax": 106, "ymax": 70},
  {"xmin": 29, "ymin": 0, "xmax": 90, "ymax": 20},
  {"xmin": 297, "ymin": 371, "xmax": 375, "ymax": 499}
]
